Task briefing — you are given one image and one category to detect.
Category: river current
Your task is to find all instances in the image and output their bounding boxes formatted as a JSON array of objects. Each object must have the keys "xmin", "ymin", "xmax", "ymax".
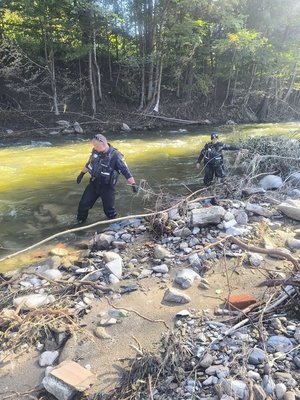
[{"xmin": 0, "ymin": 122, "xmax": 299, "ymax": 270}]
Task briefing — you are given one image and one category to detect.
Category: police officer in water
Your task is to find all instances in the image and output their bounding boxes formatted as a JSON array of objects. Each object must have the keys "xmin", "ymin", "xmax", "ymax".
[
  {"xmin": 196, "ymin": 132, "xmax": 243, "ymax": 186},
  {"xmin": 76, "ymin": 134, "xmax": 137, "ymax": 223}
]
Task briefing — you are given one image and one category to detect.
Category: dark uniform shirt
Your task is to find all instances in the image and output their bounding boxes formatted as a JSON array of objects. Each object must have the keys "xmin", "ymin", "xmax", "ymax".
[{"xmin": 197, "ymin": 142, "xmax": 240, "ymax": 166}]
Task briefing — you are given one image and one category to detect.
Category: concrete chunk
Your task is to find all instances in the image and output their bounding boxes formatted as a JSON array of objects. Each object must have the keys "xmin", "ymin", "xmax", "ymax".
[{"xmin": 43, "ymin": 361, "xmax": 96, "ymax": 400}]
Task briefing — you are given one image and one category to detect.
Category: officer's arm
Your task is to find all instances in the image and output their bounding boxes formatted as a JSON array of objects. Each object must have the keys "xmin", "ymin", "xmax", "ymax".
[
  {"xmin": 197, "ymin": 146, "xmax": 206, "ymax": 164},
  {"xmin": 116, "ymin": 156, "xmax": 138, "ymax": 192},
  {"xmin": 222, "ymin": 144, "xmax": 240, "ymax": 151},
  {"xmin": 77, "ymin": 153, "xmax": 92, "ymax": 183},
  {"xmin": 116, "ymin": 155, "xmax": 136, "ymax": 182}
]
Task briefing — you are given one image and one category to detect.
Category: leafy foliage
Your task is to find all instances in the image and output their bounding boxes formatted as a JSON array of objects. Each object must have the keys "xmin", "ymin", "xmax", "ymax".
[{"xmin": 0, "ymin": 0, "xmax": 300, "ymax": 115}]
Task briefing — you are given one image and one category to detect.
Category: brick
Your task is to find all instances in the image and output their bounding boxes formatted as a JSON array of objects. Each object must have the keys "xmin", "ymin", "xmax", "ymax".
[{"xmin": 226, "ymin": 293, "xmax": 257, "ymax": 310}]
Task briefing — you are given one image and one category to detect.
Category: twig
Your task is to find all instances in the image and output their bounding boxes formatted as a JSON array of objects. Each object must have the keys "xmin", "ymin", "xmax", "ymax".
[
  {"xmin": 105, "ymin": 296, "xmax": 169, "ymax": 329},
  {"xmin": 148, "ymin": 374, "xmax": 154, "ymax": 400},
  {"xmin": 223, "ymin": 247, "xmax": 232, "ymax": 299}
]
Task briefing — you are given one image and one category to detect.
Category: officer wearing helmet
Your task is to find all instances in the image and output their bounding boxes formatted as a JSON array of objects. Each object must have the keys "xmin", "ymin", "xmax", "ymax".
[
  {"xmin": 196, "ymin": 132, "xmax": 241, "ymax": 185},
  {"xmin": 76, "ymin": 134, "xmax": 137, "ymax": 224}
]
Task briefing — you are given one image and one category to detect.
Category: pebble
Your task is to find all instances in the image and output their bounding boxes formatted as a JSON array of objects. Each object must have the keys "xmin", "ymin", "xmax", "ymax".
[
  {"xmin": 283, "ymin": 392, "xmax": 296, "ymax": 400},
  {"xmin": 94, "ymin": 327, "xmax": 111, "ymax": 339},
  {"xmin": 275, "ymin": 383, "xmax": 287, "ymax": 399}
]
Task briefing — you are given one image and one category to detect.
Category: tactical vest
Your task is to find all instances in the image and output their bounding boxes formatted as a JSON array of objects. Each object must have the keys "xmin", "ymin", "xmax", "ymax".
[
  {"xmin": 204, "ymin": 143, "xmax": 224, "ymax": 165},
  {"xmin": 87, "ymin": 148, "xmax": 120, "ymax": 185}
]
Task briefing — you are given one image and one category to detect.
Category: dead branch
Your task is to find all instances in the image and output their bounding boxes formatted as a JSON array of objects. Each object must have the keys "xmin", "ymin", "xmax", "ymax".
[
  {"xmin": 229, "ymin": 236, "xmax": 299, "ymax": 270},
  {"xmin": 184, "ymin": 235, "xmax": 299, "ymax": 271},
  {"xmin": 105, "ymin": 296, "xmax": 169, "ymax": 330},
  {"xmin": 139, "ymin": 113, "xmax": 209, "ymax": 125},
  {"xmin": 258, "ymin": 278, "xmax": 300, "ymax": 288}
]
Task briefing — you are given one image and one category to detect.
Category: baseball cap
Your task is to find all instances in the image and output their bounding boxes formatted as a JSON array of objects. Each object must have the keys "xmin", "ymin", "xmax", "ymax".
[{"xmin": 93, "ymin": 134, "xmax": 107, "ymax": 143}]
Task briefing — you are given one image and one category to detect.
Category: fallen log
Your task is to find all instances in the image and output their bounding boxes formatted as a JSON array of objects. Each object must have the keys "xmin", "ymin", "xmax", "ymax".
[{"xmin": 141, "ymin": 113, "xmax": 210, "ymax": 125}]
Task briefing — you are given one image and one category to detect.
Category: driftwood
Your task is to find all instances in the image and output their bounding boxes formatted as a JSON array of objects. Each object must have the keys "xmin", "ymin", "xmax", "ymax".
[
  {"xmin": 258, "ymin": 278, "xmax": 300, "ymax": 288},
  {"xmin": 229, "ymin": 236, "xmax": 299, "ymax": 271},
  {"xmin": 141, "ymin": 113, "xmax": 209, "ymax": 125},
  {"xmin": 185, "ymin": 235, "xmax": 299, "ymax": 271}
]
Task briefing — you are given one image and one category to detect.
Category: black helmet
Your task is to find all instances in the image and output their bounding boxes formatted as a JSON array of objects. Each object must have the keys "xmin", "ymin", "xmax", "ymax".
[{"xmin": 211, "ymin": 132, "xmax": 219, "ymax": 140}]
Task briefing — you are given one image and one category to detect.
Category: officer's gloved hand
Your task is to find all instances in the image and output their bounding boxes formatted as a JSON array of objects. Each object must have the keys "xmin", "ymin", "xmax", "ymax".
[
  {"xmin": 76, "ymin": 172, "xmax": 85, "ymax": 184},
  {"xmin": 132, "ymin": 184, "xmax": 138, "ymax": 193}
]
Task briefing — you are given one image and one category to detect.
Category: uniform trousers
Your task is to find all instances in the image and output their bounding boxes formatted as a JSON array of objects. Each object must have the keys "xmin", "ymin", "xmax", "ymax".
[
  {"xmin": 204, "ymin": 162, "xmax": 225, "ymax": 185},
  {"xmin": 77, "ymin": 180, "xmax": 117, "ymax": 222}
]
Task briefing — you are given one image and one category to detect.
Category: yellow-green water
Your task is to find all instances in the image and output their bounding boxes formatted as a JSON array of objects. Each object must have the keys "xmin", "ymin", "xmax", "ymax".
[{"xmin": 0, "ymin": 121, "xmax": 299, "ymax": 270}]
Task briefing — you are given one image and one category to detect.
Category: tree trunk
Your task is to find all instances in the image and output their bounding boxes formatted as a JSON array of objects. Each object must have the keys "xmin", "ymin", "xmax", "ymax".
[
  {"xmin": 114, "ymin": 17, "xmax": 119, "ymax": 61},
  {"xmin": 93, "ymin": 29, "xmax": 102, "ymax": 102},
  {"xmin": 243, "ymin": 63, "xmax": 257, "ymax": 108},
  {"xmin": 153, "ymin": 56, "xmax": 163, "ymax": 112},
  {"xmin": 78, "ymin": 60, "xmax": 84, "ymax": 112},
  {"xmin": 145, "ymin": 0, "xmax": 155, "ymax": 102},
  {"xmin": 220, "ymin": 50, "xmax": 236, "ymax": 109},
  {"xmin": 138, "ymin": 57, "xmax": 146, "ymax": 110},
  {"xmin": 220, "ymin": 77, "xmax": 231, "ymax": 109},
  {"xmin": 43, "ymin": 28, "xmax": 59, "ymax": 115},
  {"xmin": 48, "ymin": 47, "xmax": 59, "ymax": 115},
  {"xmin": 230, "ymin": 67, "xmax": 239, "ymax": 105},
  {"xmin": 147, "ymin": 57, "xmax": 154, "ymax": 102},
  {"xmin": 283, "ymin": 63, "xmax": 298, "ymax": 103},
  {"xmin": 256, "ymin": 95, "xmax": 269, "ymax": 121},
  {"xmin": 89, "ymin": 49, "xmax": 96, "ymax": 116},
  {"xmin": 176, "ymin": 77, "xmax": 180, "ymax": 98},
  {"xmin": 185, "ymin": 63, "xmax": 194, "ymax": 101}
]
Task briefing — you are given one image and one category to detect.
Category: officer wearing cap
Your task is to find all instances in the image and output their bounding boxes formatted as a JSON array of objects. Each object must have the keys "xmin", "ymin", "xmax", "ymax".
[
  {"xmin": 196, "ymin": 132, "xmax": 242, "ymax": 185},
  {"xmin": 76, "ymin": 134, "xmax": 137, "ymax": 223}
]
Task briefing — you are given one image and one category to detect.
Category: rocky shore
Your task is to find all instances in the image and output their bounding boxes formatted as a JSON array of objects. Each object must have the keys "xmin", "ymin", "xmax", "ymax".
[{"xmin": 1, "ymin": 174, "xmax": 300, "ymax": 400}]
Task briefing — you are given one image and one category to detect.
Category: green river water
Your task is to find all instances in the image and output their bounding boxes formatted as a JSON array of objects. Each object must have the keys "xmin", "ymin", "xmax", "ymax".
[{"xmin": 0, "ymin": 122, "xmax": 299, "ymax": 270}]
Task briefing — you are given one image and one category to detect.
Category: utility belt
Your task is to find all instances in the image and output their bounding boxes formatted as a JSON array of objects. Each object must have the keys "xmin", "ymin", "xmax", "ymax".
[
  {"xmin": 205, "ymin": 156, "xmax": 223, "ymax": 166},
  {"xmin": 91, "ymin": 169, "xmax": 119, "ymax": 186}
]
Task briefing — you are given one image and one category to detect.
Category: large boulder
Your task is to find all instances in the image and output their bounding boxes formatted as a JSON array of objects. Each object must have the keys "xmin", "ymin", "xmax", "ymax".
[
  {"xmin": 259, "ymin": 175, "xmax": 283, "ymax": 190},
  {"xmin": 190, "ymin": 206, "xmax": 226, "ymax": 226}
]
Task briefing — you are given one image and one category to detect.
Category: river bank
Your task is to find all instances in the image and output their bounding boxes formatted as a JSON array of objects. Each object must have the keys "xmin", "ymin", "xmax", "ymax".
[
  {"xmin": 1, "ymin": 101, "xmax": 299, "ymax": 144},
  {"xmin": 1, "ymin": 176, "xmax": 300, "ymax": 399}
]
